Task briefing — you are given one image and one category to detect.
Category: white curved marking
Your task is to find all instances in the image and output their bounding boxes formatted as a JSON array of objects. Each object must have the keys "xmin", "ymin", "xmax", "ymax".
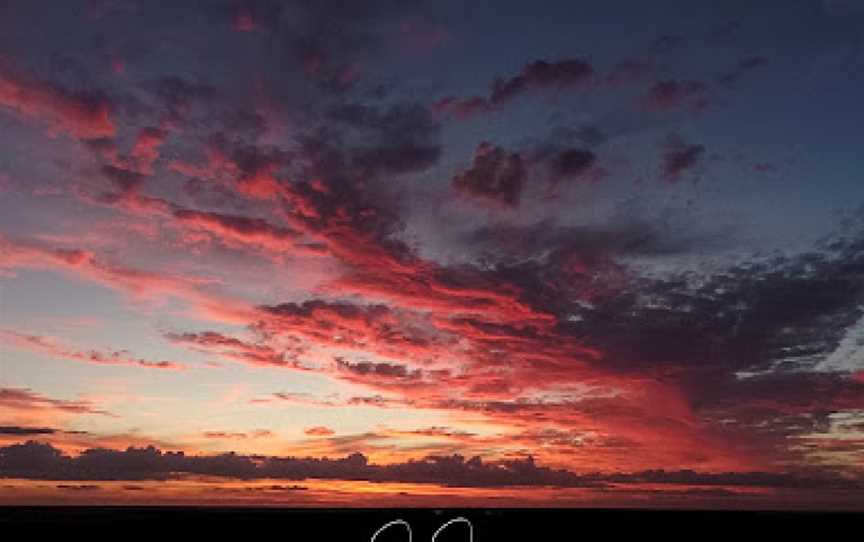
[
  {"xmin": 431, "ymin": 517, "xmax": 473, "ymax": 542},
  {"xmin": 370, "ymin": 519, "xmax": 412, "ymax": 542}
]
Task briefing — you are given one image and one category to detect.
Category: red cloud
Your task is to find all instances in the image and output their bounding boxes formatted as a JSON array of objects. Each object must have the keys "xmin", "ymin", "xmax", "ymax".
[
  {"xmin": 164, "ymin": 331, "xmax": 295, "ymax": 368},
  {"xmin": 130, "ymin": 127, "xmax": 168, "ymax": 175},
  {"xmin": 304, "ymin": 426, "xmax": 335, "ymax": 436},
  {"xmin": 431, "ymin": 96, "xmax": 492, "ymax": 119},
  {"xmin": 0, "ymin": 387, "xmax": 111, "ymax": 416},
  {"xmin": 0, "ymin": 233, "xmax": 257, "ymax": 325},
  {"xmin": 0, "ymin": 329, "xmax": 186, "ymax": 371},
  {"xmin": 0, "ymin": 67, "xmax": 115, "ymax": 139},
  {"xmin": 171, "ymin": 209, "xmax": 303, "ymax": 254}
]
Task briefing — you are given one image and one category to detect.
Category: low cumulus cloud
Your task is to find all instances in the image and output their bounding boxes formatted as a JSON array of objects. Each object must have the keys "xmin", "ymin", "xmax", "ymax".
[{"xmin": 4, "ymin": 440, "xmax": 862, "ymax": 492}]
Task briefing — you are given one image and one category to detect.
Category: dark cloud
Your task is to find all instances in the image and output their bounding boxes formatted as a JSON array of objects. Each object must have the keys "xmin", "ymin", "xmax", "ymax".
[
  {"xmin": 605, "ymin": 58, "xmax": 655, "ymax": 87},
  {"xmin": 452, "ymin": 142, "xmax": 526, "ymax": 207},
  {"xmin": 546, "ymin": 148, "xmax": 597, "ymax": 184},
  {"xmin": 0, "ymin": 426, "xmax": 57, "ymax": 435},
  {"xmin": 434, "ymin": 58, "xmax": 594, "ymax": 118},
  {"xmin": 447, "ymin": 137, "xmax": 599, "ymax": 206},
  {"xmin": 418, "ymin": 221, "xmax": 864, "ymax": 466},
  {"xmin": 601, "ymin": 468, "xmax": 860, "ymax": 490},
  {"xmin": 275, "ymin": 0, "xmax": 421, "ymax": 89},
  {"xmin": 152, "ymin": 76, "xmax": 217, "ymax": 125},
  {"xmin": 462, "ymin": 215, "xmax": 714, "ymax": 270},
  {"xmin": 198, "ymin": 100, "xmax": 440, "ymax": 205},
  {"xmin": 323, "ymin": 101, "xmax": 442, "ymax": 178},
  {"xmin": 653, "ymin": 34, "xmax": 684, "ymax": 52},
  {"xmin": 490, "ymin": 59, "xmax": 594, "ymax": 104},
  {"xmin": 660, "ymin": 136, "xmax": 705, "ymax": 181},
  {"xmin": 263, "ymin": 300, "xmax": 390, "ymax": 322},
  {"xmin": 100, "ymin": 165, "xmax": 146, "ymax": 198},
  {"xmin": 335, "ymin": 357, "xmax": 419, "ymax": 379},
  {"xmin": 719, "ymin": 56, "xmax": 770, "ymax": 85},
  {"xmin": 642, "ymin": 80, "xmax": 709, "ymax": 113},
  {"xmin": 4, "ymin": 441, "xmax": 862, "ymax": 492},
  {"xmin": 236, "ymin": 484, "xmax": 308, "ymax": 492},
  {"xmin": 567, "ymin": 238, "xmax": 864, "ymax": 383},
  {"xmin": 219, "ymin": 109, "xmax": 268, "ymax": 140}
]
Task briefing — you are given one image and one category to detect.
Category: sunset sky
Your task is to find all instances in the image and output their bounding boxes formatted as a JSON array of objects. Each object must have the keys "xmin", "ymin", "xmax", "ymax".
[{"xmin": 2, "ymin": 0, "xmax": 864, "ymax": 508}]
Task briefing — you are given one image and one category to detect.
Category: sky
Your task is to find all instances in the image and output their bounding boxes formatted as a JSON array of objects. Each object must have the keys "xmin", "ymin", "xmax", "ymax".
[{"xmin": 1, "ymin": 0, "xmax": 864, "ymax": 508}]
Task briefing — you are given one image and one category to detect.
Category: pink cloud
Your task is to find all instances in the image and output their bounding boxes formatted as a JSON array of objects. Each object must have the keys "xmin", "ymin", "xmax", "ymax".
[
  {"xmin": 0, "ymin": 329, "xmax": 186, "ymax": 371},
  {"xmin": 0, "ymin": 67, "xmax": 115, "ymax": 139},
  {"xmin": 304, "ymin": 426, "xmax": 335, "ymax": 436}
]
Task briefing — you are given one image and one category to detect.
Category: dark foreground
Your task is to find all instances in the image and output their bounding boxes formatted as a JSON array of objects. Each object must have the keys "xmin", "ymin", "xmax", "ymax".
[{"xmin": 1, "ymin": 507, "xmax": 862, "ymax": 539}]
